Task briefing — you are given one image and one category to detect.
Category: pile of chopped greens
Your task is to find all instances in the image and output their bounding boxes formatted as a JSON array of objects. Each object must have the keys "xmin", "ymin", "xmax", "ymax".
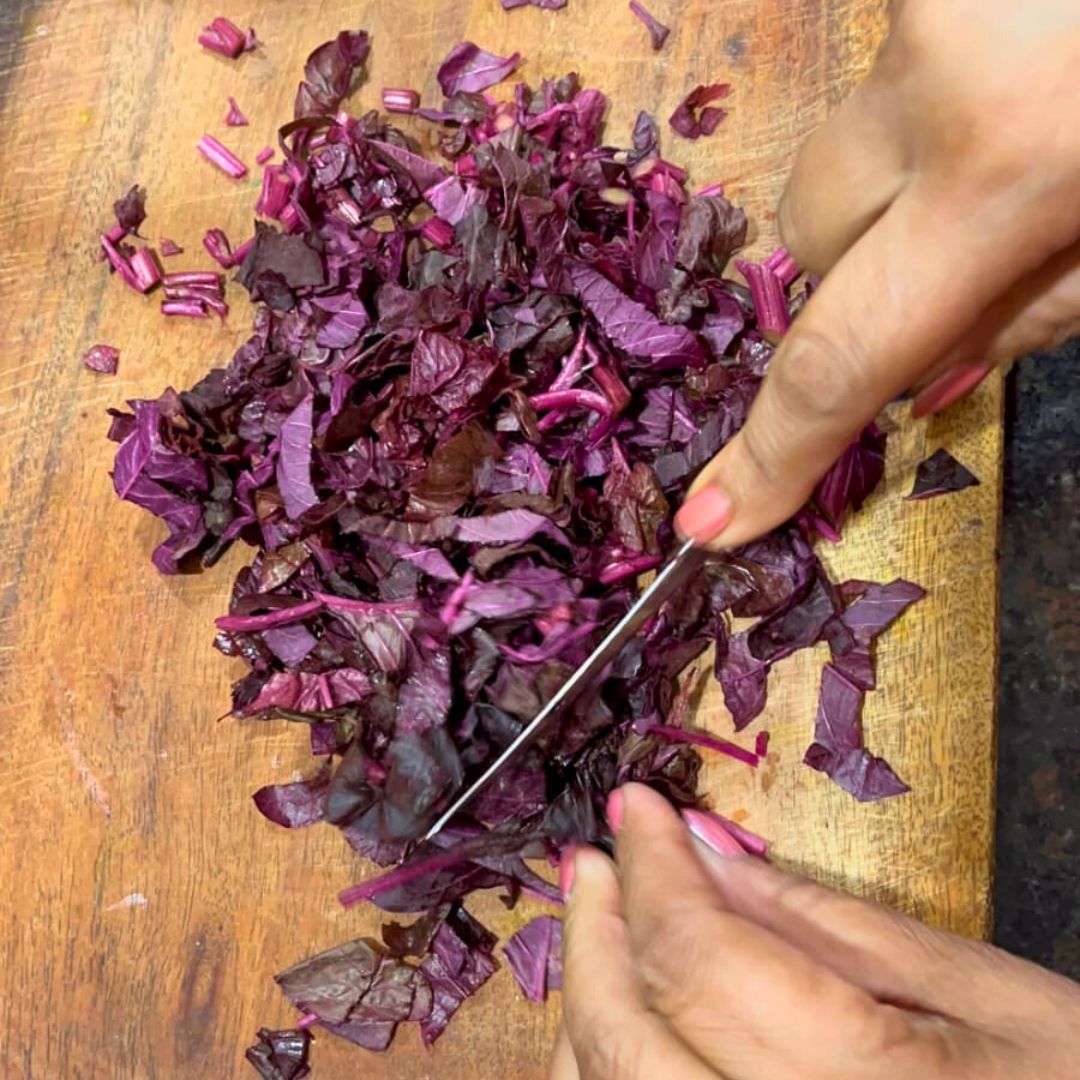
[{"xmin": 101, "ymin": 24, "xmax": 930, "ymax": 1076}]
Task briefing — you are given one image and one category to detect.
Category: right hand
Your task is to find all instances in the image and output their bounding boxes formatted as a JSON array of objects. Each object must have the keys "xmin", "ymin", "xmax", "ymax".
[{"xmin": 675, "ymin": 0, "xmax": 1080, "ymax": 548}]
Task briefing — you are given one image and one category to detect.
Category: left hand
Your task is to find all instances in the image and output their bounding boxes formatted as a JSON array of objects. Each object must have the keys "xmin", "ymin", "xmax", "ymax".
[{"xmin": 552, "ymin": 783, "xmax": 1080, "ymax": 1080}]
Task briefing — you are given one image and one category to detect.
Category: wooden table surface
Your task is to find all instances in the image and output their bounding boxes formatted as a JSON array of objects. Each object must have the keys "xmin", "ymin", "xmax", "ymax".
[{"xmin": 0, "ymin": 2, "xmax": 1002, "ymax": 1078}]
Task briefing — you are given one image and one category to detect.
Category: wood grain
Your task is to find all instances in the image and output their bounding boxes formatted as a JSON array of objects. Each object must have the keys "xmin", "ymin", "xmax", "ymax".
[{"xmin": 0, "ymin": 1, "xmax": 999, "ymax": 1078}]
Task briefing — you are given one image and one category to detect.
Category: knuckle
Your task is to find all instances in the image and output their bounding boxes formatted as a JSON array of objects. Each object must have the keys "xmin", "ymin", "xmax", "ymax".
[
  {"xmin": 770, "ymin": 327, "xmax": 873, "ymax": 424},
  {"xmin": 770, "ymin": 875, "xmax": 840, "ymax": 926},
  {"xmin": 736, "ymin": 418, "xmax": 783, "ymax": 489},
  {"xmin": 633, "ymin": 919, "xmax": 709, "ymax": 1022},
  {"xmin": 570, "ymin": 1017, "xmax": 647, "ymax": 1080}
]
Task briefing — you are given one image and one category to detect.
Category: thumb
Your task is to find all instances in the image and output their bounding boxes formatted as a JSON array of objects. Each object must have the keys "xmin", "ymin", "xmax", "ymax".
[{"xmin": 675, "ymin": 183, "xmax": 1038, "ymax": 549}]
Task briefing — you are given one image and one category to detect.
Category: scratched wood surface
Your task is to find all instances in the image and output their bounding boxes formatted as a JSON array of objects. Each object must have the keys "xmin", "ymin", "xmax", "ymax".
[{"xmin": 0, "ymin": 1, "xmax": 1001, "ymax": 1078}]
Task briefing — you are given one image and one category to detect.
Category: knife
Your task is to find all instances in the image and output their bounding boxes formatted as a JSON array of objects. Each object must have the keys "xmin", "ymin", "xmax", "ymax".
[{"xmin": 423, "ymin": 537, "xmax": 707, "ymax": 841}]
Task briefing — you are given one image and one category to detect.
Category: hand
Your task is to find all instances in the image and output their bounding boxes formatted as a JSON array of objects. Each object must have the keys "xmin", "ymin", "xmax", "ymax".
[
  {"xmin": 675, "ymin": 0, "xmax": 1080, "ymax": 549},
  {"xmin": 552, "ymin": 783, "xmax": 1080, "ymax": 1080}
]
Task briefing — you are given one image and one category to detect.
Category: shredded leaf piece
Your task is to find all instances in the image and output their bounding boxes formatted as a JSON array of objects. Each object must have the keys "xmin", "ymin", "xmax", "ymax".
[
  {"xmin": 669, "ymin": 83, "xmax": 730, "ymax": 139},
  {"xmin": 629, "ymin": 1, "xmax": 670, "ymax": 50},
  {"xmin": 226, "ymin": 96, "xmax": 249, "ymax": 126}
]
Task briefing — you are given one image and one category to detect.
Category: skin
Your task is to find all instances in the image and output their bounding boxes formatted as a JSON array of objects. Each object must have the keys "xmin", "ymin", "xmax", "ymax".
[
  {"xmin": 553, "ymin": 785, "xmax": 1080, "ymax": 1080},
  {"xmin": 556, "ymin": 2, "xmax": 1080, "ymax": 1076},
  {"xmin": 676, "ymin": 0, "xmax": 1080, "ymax": 549}
]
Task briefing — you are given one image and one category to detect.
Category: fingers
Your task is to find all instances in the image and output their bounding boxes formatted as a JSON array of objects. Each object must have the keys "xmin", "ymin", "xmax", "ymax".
[
  {"xmin": 560, "ymin": 844, "xmax": 717, "ymax": 1080},
  {"xmin": 676, "ymin": 177, "xmax": 1059, "ymax": 548},
  {"xmin": 779, "ymin": 79, "xmax": 908, "ymax": 275},
  {"xmin": 687, "ymin": 844, "xmax": 1022, "ymax": 1025},
  {"xmin": 912, "ymin": 239, "xmax": 1080, "ymax": 415},
  {"xmin": 612, "ymin": 784, "xmax": 937, "ymax": 1080},
  {"xmin": 691, "ymin": 839, "xmax": 1080, "ymax": 1039}
]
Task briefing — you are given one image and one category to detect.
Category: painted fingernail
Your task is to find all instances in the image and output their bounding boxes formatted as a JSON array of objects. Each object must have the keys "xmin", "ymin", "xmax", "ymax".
[
  {"xmin": 606, "ymin": 788, "xmax": 625, "ymax": 832},
  {"xmin": 559, "ymin": 845, "xmax": 577, "ymax": 900},
  {"xmin": 674, "ymin": 486, "xmax": 733, "ymax": 544},
  {"xmin": 911, "ymin": 363, "xmax": 992, "ymax": 418},
  {"xmin": 681, "ymin": 808, "xmax": 748, "ymax": 858}
]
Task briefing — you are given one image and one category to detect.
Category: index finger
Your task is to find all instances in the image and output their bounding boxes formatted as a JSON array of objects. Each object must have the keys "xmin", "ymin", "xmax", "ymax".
[{"xmin": 676, "ymin": 178, "xmax": 1057, "ymax": 549}]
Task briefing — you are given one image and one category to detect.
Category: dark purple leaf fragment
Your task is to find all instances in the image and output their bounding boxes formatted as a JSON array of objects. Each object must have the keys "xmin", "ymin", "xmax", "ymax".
[
  {"xmin": 294, "ymin": 30, "xmax": 370, "ymax": 119},
  {"xmin": 113, "ymin": 185, "xmax": 146, "ymax": 234},
  {"xmin": 805, "ymin": 423, "xmax": 886, "ymax": 540},
  {"xmin": 254, "ymin": 765, "xmax": 331, "ymax": 829},
  {"xmin": 629, "ymin": 1, "xmax": 670, "ymax": 50},
  {"xmin": 436, "ymin": 42, "xmax": 522, "ymax": 96},
  {"xmin": 274, "ymin": 936, "xmax": 432, "ymax": 1047},
  {"xmin": 244, "ymin": 1028, "xmax": 311, "ymax": 1080},
  {"xmin": 502, "ymin": 0, "xmax": 567, "ymax": 7},
  {"xmin": 419, "ymin": 907, "xmax": 498, "ymax": 1044},
  {"xmin": 804, "ymin": 665, "xmax": 909, "ymax": 802},
  {"xmin": 277, "ymin": 395, "xmax": 320, "ymax": 521},
  {"xmin": 569, "ymin": 261, "xmax": 708, "ymax": 368},
  {"xmin": 503, "ymin": 915, "xmax": 562, "ymax": 1002},
  {"xmin": 906, "ymin": 448, "xmax": 980, "ymax": 501},
  {"xmin": 669, "ymin": 83, "xmax": 730, "ymax": 139}
]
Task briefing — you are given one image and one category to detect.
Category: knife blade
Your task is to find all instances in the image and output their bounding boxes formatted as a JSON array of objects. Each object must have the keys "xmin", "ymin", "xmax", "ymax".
[{"xmin": 423, "ymin": 537, "xmax": 707, "ymax": 841}]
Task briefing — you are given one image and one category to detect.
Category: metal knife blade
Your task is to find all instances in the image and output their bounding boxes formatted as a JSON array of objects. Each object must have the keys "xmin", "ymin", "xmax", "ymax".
[{"xmin": 423, "ymin": 537, "xmax": 707, "ymax": 841}]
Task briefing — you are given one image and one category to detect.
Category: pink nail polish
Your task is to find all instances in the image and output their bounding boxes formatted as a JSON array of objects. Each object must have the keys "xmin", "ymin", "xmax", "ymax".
[
  {"xmin": 911, "ymin": 363, "xmax": 992, "ymax": 418},
  {"xmin": 559, "ymin": 845, "xmax": 577, "ymax": 900},
  {"xmin": 606, "ymin": 788, "xmax": 625, "ymax": 832},
  {"xmin": 674, "ymin": 486, "xmax": 733, "ymax": 544},
  {"xmin": 681, "ymin": 808, "xmax": 748, "ymax": 857}
]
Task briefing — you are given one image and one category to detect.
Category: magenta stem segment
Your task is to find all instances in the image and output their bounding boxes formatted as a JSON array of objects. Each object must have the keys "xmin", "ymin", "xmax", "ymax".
[{"xmin": 196, "ymin": 133, "xmax": 248, "ymax": 179}]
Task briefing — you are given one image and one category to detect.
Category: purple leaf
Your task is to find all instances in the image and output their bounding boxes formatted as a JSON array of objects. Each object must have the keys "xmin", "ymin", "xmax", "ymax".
[
  {"xmin": 906, "ymin": 448, "xmax": 980, "ymax": 500},
  {"xmin": 277, "ymin": 396, "xmax": 319, "ymax": 520},
  {"xmin": 803, "ymin": 665, "xmax": 909, "ymax": 801},
  {"xmin": 503, "ymin": 916, "xmax": 563, "ymax": 1002},
  {"xmin": 669, "ymin": 83, "xmax": 730, "ymax": 139},
  {"xmin": 629, "ymin": 1, "xmax": 670, "ymax": 50},
  {"xmin": 294, "ymin": 30, "xmax": 370, "ymax": 119},
  {"xmin": 569, "ymin": 261, "xmax": 708, "ymax": 368},
  {"xmin": 253, "ymin": 766, "xmax": 331, "ymax": 828},
  {"xmin": 436, "ymin": 42, "xmax": 522, "ymax": 96}
]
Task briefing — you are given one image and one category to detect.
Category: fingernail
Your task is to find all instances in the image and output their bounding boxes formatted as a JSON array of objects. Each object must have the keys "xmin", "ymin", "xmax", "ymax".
[
  {"xmin": 674, "ymin": 486, "xmax": 733, "ymax": 544},
  {"xmin": 911, "ymin": 363, "xmax": 992, "ymax": 418},
  {"xmin": 559, "ymin": 845, "xmax": 577, "ymax": 900},
  {"xmin": 681, "ymin": 808, "xmax": 748, "ymax": 858},
  {"xmin": 606, "ymin": 788, "xmax": 625, "ymax": 832}
]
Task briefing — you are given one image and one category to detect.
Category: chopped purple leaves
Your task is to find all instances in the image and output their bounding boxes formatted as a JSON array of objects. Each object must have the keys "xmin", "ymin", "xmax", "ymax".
[{"xmin": 100, "ymin": 28, "xmax": 927, "ymax": 1072}]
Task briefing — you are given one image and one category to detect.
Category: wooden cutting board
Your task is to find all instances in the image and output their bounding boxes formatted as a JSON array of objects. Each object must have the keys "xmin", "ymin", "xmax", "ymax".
[{"xmin": 0, "ymin": 1, "xmax": 1000, "ymax": 1077}]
